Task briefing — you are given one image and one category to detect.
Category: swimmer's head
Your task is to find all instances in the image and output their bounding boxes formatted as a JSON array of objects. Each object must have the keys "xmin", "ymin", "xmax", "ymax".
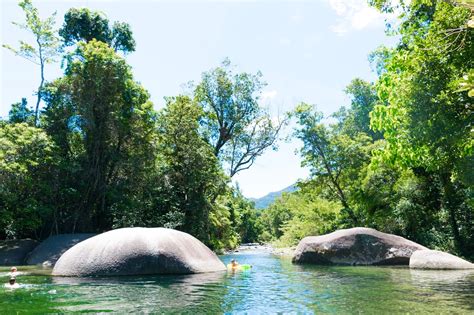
[
  {"xmin": 9, "ymin": 277, "xmax": 16, "ymax": 285},
  {"xmin": 10, "ymin": 267, "xmax": 17, "ymax": 272}
]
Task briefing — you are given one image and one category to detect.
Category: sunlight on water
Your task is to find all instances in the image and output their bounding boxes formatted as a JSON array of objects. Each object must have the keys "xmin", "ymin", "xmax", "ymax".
[{"xmin": 1, "ymin": 250, "xmax": 473, "ymax": 313}]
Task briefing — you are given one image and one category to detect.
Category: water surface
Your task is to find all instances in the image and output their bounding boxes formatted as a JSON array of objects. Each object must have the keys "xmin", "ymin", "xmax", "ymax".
[{"xmin": 1, "ymin": 249, "xmax": 473, "ymax": 313}]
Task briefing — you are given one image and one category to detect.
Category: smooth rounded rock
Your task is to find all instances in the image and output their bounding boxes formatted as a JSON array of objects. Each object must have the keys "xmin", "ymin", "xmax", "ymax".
[
  {"xmin": 292, "ymin": 227, "xmax": 427, "ymax": 265},
  {"xmin": 26, "ymin": 234, "xmax": 96, "ymax": 267},
  {"xmin": 0, "ymin": 239, "xmax": 39, "ymax": 266},
  {"xmin": 52, "ymin": 227, "xmax": 225, "ymax": 276},
  {"xmin": 410, "ymin": 249, "xmax": 474, "ymax": 270}
]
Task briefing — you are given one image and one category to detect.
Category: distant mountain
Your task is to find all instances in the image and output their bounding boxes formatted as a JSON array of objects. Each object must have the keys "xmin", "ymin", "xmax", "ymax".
[{"xmin": 250, "ymin": 184, "xmax": 298, "ymax": 210}]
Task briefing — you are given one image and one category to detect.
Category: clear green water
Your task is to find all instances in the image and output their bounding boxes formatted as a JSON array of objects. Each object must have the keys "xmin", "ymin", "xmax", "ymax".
[{"xmin": 1, "ymin": 250, "xmax": 473, "ymax": 313}]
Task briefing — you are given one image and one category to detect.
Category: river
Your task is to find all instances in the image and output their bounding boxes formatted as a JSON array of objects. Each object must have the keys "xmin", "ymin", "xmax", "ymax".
[{"xmin": 1, "ymin": 247, "xmax": 473, "ymax": 313}]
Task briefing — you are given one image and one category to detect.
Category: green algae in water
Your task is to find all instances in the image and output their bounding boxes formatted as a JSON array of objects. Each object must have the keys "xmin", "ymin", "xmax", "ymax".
[{"xmin": 1, "ymin": 254, "xmax": 473, "ymax": 313}]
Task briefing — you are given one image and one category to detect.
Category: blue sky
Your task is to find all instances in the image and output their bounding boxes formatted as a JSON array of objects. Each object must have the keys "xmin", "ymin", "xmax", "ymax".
[{"xmin": 1, "ymin": 0, "xmax": 396, "ymax": 198}]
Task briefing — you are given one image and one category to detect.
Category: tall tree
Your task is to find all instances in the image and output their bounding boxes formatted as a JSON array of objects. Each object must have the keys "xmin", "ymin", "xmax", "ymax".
[
  {"xmin": 293, "ymin": 103, "xmax": 372, "ymax": 224},
  {"xmin": 43, "ymin": 39, "xmax": 155, "ymax": 232},
  {"xmin": 156, "ymin": 96, "xmax": 225, "ymax": 243},
  {"xmin": 195, "ymin": 59, "xmax": 286, "ymax": 177},
  {"xmin": 3, "ymin": 0, "xmax": 60, "ymax": 126},
  {"xmin": 59, "ymin": 8, "xmax": 135, "ymax": 53}
]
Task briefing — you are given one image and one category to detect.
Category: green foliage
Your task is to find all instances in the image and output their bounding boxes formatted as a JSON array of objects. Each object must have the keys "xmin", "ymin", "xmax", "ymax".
[
  {"xmin": 259, "ymin": 189, "xmax": 340, "ymax": 247},
  {"xmin": 458, "ymin": 69, "xmax": 474, "ymax": 97},
  {"xmin": 4, "ymin": 1, "xmax": 471, "ymax": 259},
  {"xmin": 3, "ymin": 0, "xmax": 60, "ymax": 65},
  {"xmin": 154, "ymin": 96, "xmax": 225, "ymax": 243},
  {"xmin": 228, "ymin": 189, "xmax": 262, "ymax": 243},
  {"xmin": 209, "ymin": 196, "xmax": 240, "ymax": 251},
  {"xmin": 8, "ymin": 98, "xmax": 34, "ymax": 125},
  {"xmin": 59, "ymin": 8, "xmax": 135, "ymax": 53},
  {"xmin": 293, "ymin": 103, "xmax": 373, "ymax": 224},
  {"xmin": 209, "ymin": 187, "xmax": 262, "ymax": 250},
  {"xmin": 1, "ymin": 6, "xmax": 267, "ymax": 252},
  {"xmin": 369, "ymin": 0, "xmax": 473, "ymax": 255},
  {"xmin": 341, "ymin": 79, "xmax": 382, "ymax": 140},
  {"xmin": 2, "ymin": 0, "xmax": 61, "ymax": 126},
  {"xmin": 0, "ymin": 123, "xmax": 56, "ymax": 239},
  {"xmin": 195, "ymin": 59, "xmax": 286, "ymax": 177},
  {"xmin": 41, "ymin": 39, "xmax": 156, "ymax": 232},
  {"xmin": 274, "ymin": 13, "xmax": 473, "ymax": 256}
]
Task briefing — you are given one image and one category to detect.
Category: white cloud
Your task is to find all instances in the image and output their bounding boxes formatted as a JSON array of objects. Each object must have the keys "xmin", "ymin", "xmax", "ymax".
[
  {"xmin": 261, "ymin": 90, "xmax": 277, "ymax": 101},
  {"xmin": 326, "ymin": 0, "xmax": 391, "ymax": 35}
]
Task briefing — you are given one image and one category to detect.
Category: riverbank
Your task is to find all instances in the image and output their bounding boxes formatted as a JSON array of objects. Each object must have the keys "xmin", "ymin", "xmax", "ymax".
[{"xmin": 227, "ymin": 243, "xmax": 295, "ymax": 258}]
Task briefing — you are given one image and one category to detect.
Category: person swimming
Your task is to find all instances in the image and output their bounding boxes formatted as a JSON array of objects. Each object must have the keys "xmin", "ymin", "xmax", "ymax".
[
  {"xmin": 5, "ymin": 277, "xmax": 19, "ymax": 289},
  {"xmin": 9, "ymin": 266, "xmax": 18, "ymax": 278},
  {"xmin": 5, "ymin": 267, "xmax": 20, "ymax": 289},
  {"xmin": 230, "ymin": 259, "xmax": 239, "ymax": 268},
  {"xmin": 227, "ymin": 259, "xmax": 252, "ymax": 271}
]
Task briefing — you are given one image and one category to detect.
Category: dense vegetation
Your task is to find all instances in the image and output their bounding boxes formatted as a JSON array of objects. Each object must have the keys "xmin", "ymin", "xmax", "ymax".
[
  {"xmin": 259, "ymin": 0, "xmax": 473, "ymax": 258},
  {"xmin": 1, "ymin": 1, "xmax": 472, "ymax": 258},
  {"xmin": 1, "ymin": 1, "xmax": 277, "ymax": 251}
]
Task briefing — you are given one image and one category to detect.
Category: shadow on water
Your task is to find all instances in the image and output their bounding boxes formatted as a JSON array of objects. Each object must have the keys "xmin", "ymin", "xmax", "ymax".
[{"xmin": 1, "ymin": 254, "xmax": 473, "ymax": 313}]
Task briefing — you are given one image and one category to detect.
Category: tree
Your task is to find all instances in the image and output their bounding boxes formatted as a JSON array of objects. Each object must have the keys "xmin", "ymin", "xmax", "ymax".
[
  {"xmin": 3, "ymin": 0, "xmax": 60, "ymax": 126},
  {"xmin": 369, "ymin": 0, "xmax": 473, "ymax": 255},
  {"xmin": 227, "ymin": 188, "xmax": 261, "ymax": 244},
  {"xmin": 59, "ymin": 8, "xmax": 135, "ymax": 53},
  {"xmin": 155, "ymin": 96, "xmax": 226, "ymax": 243},
  {"xmin": 8, "ymin": 98, "xmax": 34, "ymax": 125},
  {"xmin": 42, "ymin": 39, "xmax": 155, "ymax": 232},
  {"xmin": 195, "ymin": 59, "xmax": 286, "ymax": 177},
  {"xmin": 293, "ymin": 103, "xmax": 372, "ymax": 224},
  {"xmin": 341, "ymin": 78, "xmax": 382, "ymax": 140},
  {"xmin": 258, "ymin": 189, "xmax": 340, "ymax": 246},
  {"xmin": 0, "ymin": 123, "xmax": 56, "ymax": 239}
]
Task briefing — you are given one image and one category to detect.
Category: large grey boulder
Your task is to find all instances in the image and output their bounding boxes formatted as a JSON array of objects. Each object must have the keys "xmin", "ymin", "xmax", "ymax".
[
  {"xmin": 0, "ymin": 239, "xmax": 39, "ymax": 266},
  {"xmin": 26, "ymin": 234, "xmax": 95, "ymax": 267},
  {"xmin": 410, "ymin": 249, "xmax": 474, "ymax": 269},
  {"xmin": 293, "ymin": 227, "xmax": 427, "ymax": 265},
  {"xmin": 52, "ymin": 227, "xmax": 225, "ymax": 276}
]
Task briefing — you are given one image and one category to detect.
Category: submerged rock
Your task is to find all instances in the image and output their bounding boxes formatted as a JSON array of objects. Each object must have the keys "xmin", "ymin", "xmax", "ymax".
[
  {"xmin": 272, "ymin": 247, "xmax": 296, "ymax": 257},
  {"xmin": 410, "ymin": 249, "xmax": 474, "ymax": 270},
  {"xmin": 0, "ymin": 239, "xmax": 39, "ymax": 266},
  {"xmin": 26, "ymin": 234, "xmax": 96, "ymax": 267},
  {"xmin": 292, "ymin": 227, "xmax": 427, "ymax": 265},
  {"xmin": 52, "ymin": 227, "xmax": 225, "ymax": 276}
]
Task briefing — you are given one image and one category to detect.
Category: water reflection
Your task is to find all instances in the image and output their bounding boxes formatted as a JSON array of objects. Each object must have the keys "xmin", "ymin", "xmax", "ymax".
[
  {"xmin": 52, "ymin": 271, "xmax": 228, "ymax": 313},
  {"xmin": 409, "ymin": 268, "xmax": 474, "ymax": 285}
]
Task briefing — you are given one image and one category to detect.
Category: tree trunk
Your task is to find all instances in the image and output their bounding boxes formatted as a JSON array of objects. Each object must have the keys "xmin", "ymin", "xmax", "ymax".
[
  {"xmin": 35, "ymin": 38, "xmax": 45, "ymax": 127},
  {"xmin": 439, "ymin": 171, "xmax": 464, "ymax": 253}
]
